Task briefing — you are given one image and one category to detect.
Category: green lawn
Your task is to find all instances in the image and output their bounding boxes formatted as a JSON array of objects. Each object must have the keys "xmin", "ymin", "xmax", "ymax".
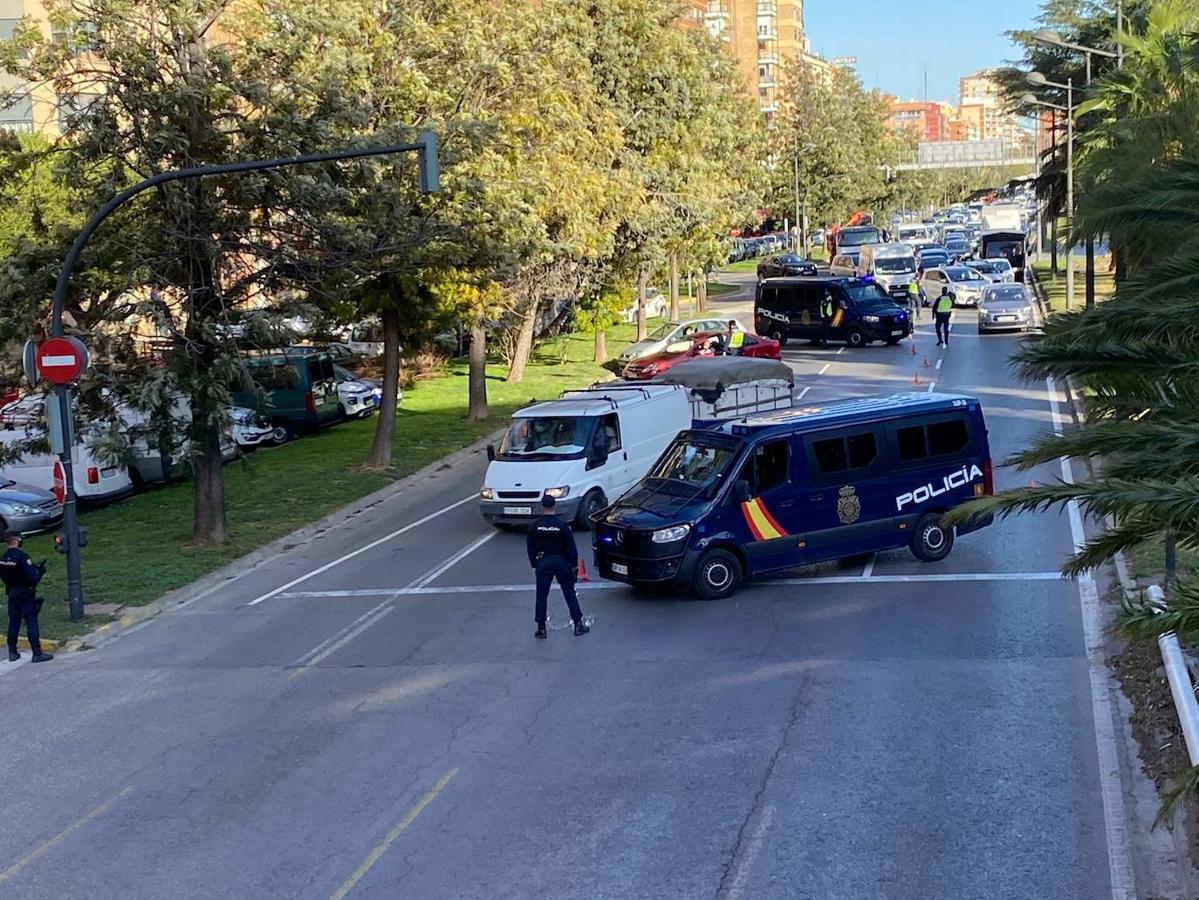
[
  {"xmin": 720, "ymin": 257, "xmax": 759, "ymax": 274},
  {"xmin": 704, "ymin": 281, "xmax": 738, "ymax": 298},
  {"xmin": 30, "ymin": 320, "xmax": 649, "ymax": 642},
  {"xmin": 1128, "ymin": 537, "xmax": 1199, "ymax": 586},
  {"xmin": 1032, "ymin": 259, "xmax": 1115, "ymax": 314}
]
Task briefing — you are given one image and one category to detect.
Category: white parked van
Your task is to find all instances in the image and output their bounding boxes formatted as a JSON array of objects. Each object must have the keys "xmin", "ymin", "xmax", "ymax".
[
  {"xmin": 858, "ymin": 242, "xmax": 918, "ymax": 298},
  {"xmin": 480, "ymin": 384, "xmax": 692, "ymax": 529},
  {"xmin": 0, "ymin": 428, "xmax": 134, "ymax": 506}
]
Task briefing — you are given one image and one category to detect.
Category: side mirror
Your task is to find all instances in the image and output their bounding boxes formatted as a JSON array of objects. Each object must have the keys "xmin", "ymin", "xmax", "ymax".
[
  {"xmin": 486, "ymin": 444, "xmax": 496, "ymax": 462},
  {"xmin": 731, "ymin": 480, "xmax": 752, "ymax": 504}
]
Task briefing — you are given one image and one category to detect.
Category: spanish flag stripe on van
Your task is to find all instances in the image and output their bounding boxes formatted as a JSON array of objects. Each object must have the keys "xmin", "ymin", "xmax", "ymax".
[{"xmin": 741, "ymin": 498, "xmax": 788, "ymax": 542}]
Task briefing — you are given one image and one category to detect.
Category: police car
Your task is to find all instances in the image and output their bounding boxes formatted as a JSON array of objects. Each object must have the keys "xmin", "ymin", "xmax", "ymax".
[{"xmin": 593, "ymin": 393, "xmax": 993, "ymax": 599}]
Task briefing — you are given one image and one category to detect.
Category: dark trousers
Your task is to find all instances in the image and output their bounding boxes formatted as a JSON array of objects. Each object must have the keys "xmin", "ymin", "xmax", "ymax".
[
  {"xmin": 935, "ymin": 312, "xmax": 951, "ymax": 345},
  {"xmin": 7, "ymin": 596, "xmax": 41, "ymax": 655},
  {"xmin": 535, "ymin": 558, "xmax": 583, "ymax": 625}
]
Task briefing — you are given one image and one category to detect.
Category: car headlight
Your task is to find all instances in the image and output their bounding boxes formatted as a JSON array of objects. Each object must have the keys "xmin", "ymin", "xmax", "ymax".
[
  {"xmin": 9, "ymin": 504, "xmax": 40, "ymax": 515},
  {"xmin": 651, "ymin": 524, "xmax": 691, "ymax": 544},
  {"xmin": 862, "ymin": 315, "xmax": 880, "ymax": 324},
  {"xmin": 544, "ymin": 486, "xmax": 570, "ymax": 499},
  {"xmin": 480, "ymin": 487, "xmax": 494, "ymax": 501}
]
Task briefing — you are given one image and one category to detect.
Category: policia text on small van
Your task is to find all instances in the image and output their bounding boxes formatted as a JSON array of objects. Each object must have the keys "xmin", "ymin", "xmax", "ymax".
[{"xmin": 593, "ymin": 393, "xmax": 993, "ymax": 599}]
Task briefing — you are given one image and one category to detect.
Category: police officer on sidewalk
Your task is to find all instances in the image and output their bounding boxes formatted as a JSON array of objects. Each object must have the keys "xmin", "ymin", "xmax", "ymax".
[
  {"xmin": 934, "ymin": 286, "xmax": 954, "ymax": 348},
  {"xmin": 1, "ymin": 530, "xmax": 52, "ymax": 663},
  {"xmin": 527, "ymin": 495, "xmax": 590, "ymax": 639}
]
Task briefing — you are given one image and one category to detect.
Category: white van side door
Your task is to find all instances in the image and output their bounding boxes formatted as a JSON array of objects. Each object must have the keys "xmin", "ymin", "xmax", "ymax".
[{"xmin": 587, "ymin": 412, "xmax": 628, "ymax": 503}]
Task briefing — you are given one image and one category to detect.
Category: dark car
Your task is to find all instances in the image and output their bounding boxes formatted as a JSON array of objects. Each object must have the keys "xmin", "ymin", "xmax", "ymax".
[
  {"xmin": 757, "ymin": 253, "xmax": 818, "ymax": 281},
  {"xmin": 916, "ymin": 248, "xmax": 950, "ymax": 271},
  {"xmin": 754, "ymin": 276, "xmax": 912, "ymax": 349}
]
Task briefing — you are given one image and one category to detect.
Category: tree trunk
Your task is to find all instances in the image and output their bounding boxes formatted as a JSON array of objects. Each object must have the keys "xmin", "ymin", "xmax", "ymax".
[
  {"xmin": 636, "ymin": 267, "xmax": 648, "ymax": 341},
  {"xmin": 668, "ymin": 251, "xmax": 680, "ymax": 321},
  {"xmin": 1113, "ymin": 239, "xmax": 1127, "ymax": 285},
  {"xmin": 505, "ymin": 298, "xmax": 539, "ymax": 383},
  {"xmin": 593, "ymin": 330, "xmax": 607, "ymax": 364},
  {"xmin": 467, "ymin": 317, "xmax": 488, "ymax": 421},
  {"xmin": 1050, "ymin": 215, "xmax": 1058, "ymax": 277},
  {"xmin": 697, "ymin": 277, "xmax": 708, "ymax": 312},
  {"xmin": 192, "ymin": 415, "xmax": 229, "ymax": 546},
  {"xmin": 367, "ymin": 307, "xmax": 402, "ymax": 469}
]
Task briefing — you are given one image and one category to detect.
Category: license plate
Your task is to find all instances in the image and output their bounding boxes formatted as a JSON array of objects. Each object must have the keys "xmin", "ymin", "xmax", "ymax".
[
  {"xmin": 611, "ymin": 563, "xmax": 629, "ymax": 575},
  {"xmin": 502, "ymin": 506, "xmax": 531, "ymax": 516},
  {"xmin": 997, "ymin": 316, "xmax": 1017, "ymax": 322},
  {"xmin": 891, "ymin": 330, "xmax": 904, "ymax": 336}
]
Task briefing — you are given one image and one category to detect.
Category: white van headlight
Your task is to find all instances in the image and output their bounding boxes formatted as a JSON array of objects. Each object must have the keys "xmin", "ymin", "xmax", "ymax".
[
  {"xmin": 480, "ymin": 487, "xmax": 494, "ymax": 500},
  {"xmin": 544, "ymin": 486, "xmax": 570, "ymax": 499},
  {"xmin": 651, "ymin": 524, "xmax": 691, "ymax": 544}
]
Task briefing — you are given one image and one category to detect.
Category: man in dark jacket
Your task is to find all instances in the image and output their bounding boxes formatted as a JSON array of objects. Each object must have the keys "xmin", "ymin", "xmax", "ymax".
[
  {"xmin": 1, "ymin": 529, "xmax": 52, "ymax": 663},
  {"xmin": 527, "ymin": 495, "xmax": 589, "ymax": 638}
]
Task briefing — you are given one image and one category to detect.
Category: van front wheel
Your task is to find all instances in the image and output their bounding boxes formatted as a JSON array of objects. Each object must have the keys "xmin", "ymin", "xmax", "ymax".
[
  {"xmin": 269, "ymin": 422, "xmax": 294, "ymax": 445},
  {"xmin": 693, "ymin": 548, "xmax": 742, "ymax": 600},
  {"xmin": 846, "ymin": 327, "xmax": 867, "ymax": 348},
  {"xmin": 910, "ymin": 512, "xmax": 954, "ymax": 562},
  {"xmin": 574, "ymin": 489, "xmax": 606, "ymax": 531}
]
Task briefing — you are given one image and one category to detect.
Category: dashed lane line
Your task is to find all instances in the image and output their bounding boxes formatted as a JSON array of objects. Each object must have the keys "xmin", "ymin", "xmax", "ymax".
[{"xmin": 0, "ymin": 786, "xmax": 132, "ymax": 885}]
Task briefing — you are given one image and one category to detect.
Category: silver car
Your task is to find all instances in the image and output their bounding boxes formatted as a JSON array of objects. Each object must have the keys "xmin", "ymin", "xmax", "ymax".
[
  {"xmin": 0, "ymin": 480, "xmax": 62, "ymax": 535},
  {"xmin": 978, "ymin": 284, "xmax": 1035, "ymax": 333}
]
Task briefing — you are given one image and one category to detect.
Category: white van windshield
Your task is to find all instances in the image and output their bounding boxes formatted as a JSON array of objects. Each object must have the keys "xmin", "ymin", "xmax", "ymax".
[
  {"xmin": 875, "ymin": 257, "xmax": 915, "ymax": 274},
  {"xmin": 499, "ymin": 416, "xmax": 596, "ymax": 460}
]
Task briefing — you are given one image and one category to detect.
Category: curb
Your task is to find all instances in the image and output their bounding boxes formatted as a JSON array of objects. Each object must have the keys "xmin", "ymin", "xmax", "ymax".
[
  {"xmin": 64, "ymin": 425, "xmax": 507, "ymax": 652},
  {"xmin": 12, "ymin": 636, "xmax": 57, "ymax": 652}
]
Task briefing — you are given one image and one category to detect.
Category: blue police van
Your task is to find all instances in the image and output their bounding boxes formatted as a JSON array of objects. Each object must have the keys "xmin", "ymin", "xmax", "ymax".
[
  {"xmin": 593, "ymin": 392, "xmax": 993, "ymax": 599},
  {"xmin": 755, "ymin": 275, "xmax": 912, "ymax": 349}
]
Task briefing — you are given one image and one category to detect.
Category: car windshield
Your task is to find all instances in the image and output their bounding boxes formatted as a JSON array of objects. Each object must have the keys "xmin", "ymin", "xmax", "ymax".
[
  {"xmin": 648, "ymin": 322, "xmax": 677, "ymax": 341},
  {"xmin": 969, "ymin": 262, "xmax": 998, "ymax": 273},
  {"xmin": 989, "ymin": 259, "xmax": 1012, "ymax": 271},
  {"xmin": 875, "ymin": 257, "xmax": 915, "ymax": 273},
  {"xmin": 984, "ymin": 287, "xmax": 1027, "ymax": 304},
  {"xmin": 646, "ymin": 438, "xmax": 740, "ymax": 497},
  {"xmin": 947, "ymin": 268, "xmax": 984, "ymax": 282},
  {"xmin": 498, "ymin": 415, "xmax": 595, "ymax": 460}
]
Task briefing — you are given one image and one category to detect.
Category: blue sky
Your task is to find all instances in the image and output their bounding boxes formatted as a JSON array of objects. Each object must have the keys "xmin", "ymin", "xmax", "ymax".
[{"xmin": 804, "ymin": 0, "xmax": 1043, "ymax": 104}]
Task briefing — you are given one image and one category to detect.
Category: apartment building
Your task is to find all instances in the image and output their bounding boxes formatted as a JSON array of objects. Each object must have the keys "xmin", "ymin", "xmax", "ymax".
[
  {"xmin": 887, "ymin": 100, "xmax": 945, "ymax": 142},
  {"xmin": 0, "ymin": 0, "xmax": 59, "ymax": 135},
  {"xmin": 958, "ymin": 69, "xmax": 1030, "ymax": 148}
]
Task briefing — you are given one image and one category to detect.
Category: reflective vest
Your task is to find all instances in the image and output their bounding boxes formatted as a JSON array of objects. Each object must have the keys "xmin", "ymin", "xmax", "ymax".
[
  {"xmin": 728, "ymin": 331, "xmax": 745, "ymax": 350},
  {"xmin": 935, "ymin": 294, "xmax": 954, "ymax": 314},
  {"xmin": 908, "ymin": 281, "xmax": 920, "ymax": 296},
  {"xmin": 821, "ymin": 298, "xmax": 834, "ymax": 319}
]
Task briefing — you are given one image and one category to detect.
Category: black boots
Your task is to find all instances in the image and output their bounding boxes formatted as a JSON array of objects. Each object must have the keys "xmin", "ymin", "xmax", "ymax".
[
  {"xmin": 534, "ymin": 625, "xmax": 547, "ymax": 640},
  {"xmin": 7, "ymin": 649, "xmax": 18, "ymax": 662},
  {"xmin": 573, "ymin": 620, "xmax": 590, "ymax": 636},
  {"xmin": 31, "ymin": 652, "xmax": 53, "ymax": 663}
]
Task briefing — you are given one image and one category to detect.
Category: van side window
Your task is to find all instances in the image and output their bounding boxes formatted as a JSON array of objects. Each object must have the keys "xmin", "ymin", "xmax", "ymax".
[
  {"xmin": 928, "ymin": 419, "xmax": 968, "ymax": 456},
  {"xmin": 753, "ymin": 440, "xmax": 789, "ymax": 494},
  {"xmin": 896, "ymin": 425, "xmax": 927, "ymax": 461},
  {"xmin": 599, "ymin": 413, "xmax": 621, "ymax": 451},
  {"xmin": 812, "ymin": 437, "xmax": 848, "ymax": 473},
  {"xmin": 813, "ymin": 431, "xmax": 877, "ymax": 474},
  {"xmin": 847, "ymin": 432, "xmax": 877, "ymax": 468}
]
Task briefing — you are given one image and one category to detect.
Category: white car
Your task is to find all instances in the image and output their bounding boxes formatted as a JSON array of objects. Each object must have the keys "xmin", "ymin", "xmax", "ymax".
[
  {"xmin": 617, "ymin": 317, "xmax": 747, "ymax": 365},
  {"xmin": 984, "ymin": 258, "xmax": 1015, "ymax": 282},
  {"xmin": 921, "ymin": 265, "xmax": 989, "ymax": 308},
  {"xmin": 978, "ymin": 284, "xmax": 1035, "ymax": 333},
  {"xmin": 620, "ymin": 287, "xmax": 668, "ymax": 325},
  {"xmin": 228, "ymin": 406, "xmax": 275, "ymax": 450},
  {"xmin": 828, "ymin": 253, "xmax": 859, "ymax": 277}
]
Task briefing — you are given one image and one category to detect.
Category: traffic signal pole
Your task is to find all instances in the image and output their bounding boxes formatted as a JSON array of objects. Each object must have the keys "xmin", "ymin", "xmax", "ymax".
[{"xmin": 50, "ymin": 135, "xmax": 440, "ymax": 621}]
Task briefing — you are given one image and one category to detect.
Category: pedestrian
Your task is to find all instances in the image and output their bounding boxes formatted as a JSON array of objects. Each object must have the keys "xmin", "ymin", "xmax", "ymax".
[
  {"xmin": 934, "ymin": 286, "xmax": 954, "ymax": 348},
  {"xmin": 725, "ymin": 320, "xmax": 745, "ymax": 356},
  {"xmin": 1, "ymin": 530, "xmax": 52, "ymax": 663},
  {"xmin": 527, "ymin": 495, "xmax": 589, "ymax": 639},
  {"xmin": 907, "ymin": 277, "xmax": 923, "ymax": 320},
  {"xmin": 819, "ymin": 290, "xmax": 835, "ymax": 347}
]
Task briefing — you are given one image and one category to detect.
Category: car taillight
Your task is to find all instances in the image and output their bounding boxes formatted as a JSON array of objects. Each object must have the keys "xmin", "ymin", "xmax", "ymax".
[
  {"xmin": 86, "ymin": 466, "xmax": 99, "ymax": 485},
  {"xmin": 304, "ymin": 391, "xmax": 316, "ymax": 414},
  {"xmin": 983, "ymin": 459, "xmax": 994, "ymax": 495}
]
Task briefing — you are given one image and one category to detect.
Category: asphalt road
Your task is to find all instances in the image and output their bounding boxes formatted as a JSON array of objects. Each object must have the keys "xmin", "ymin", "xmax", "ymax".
[{"xmin": 0, "ymin": 292, "xmax": 1131, "ymax": 899}]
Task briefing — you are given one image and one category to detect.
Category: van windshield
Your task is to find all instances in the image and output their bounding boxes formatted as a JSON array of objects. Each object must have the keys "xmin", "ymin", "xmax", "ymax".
[
  {"xmin": 875, "ymin": 256, "xmax": 915, "ymax": 274},
  {"xmin": 498, "ymin": 416, "xmax": 596, "ymax": 460},
  {"xmin": 646, "ymin": 438, "xmax": 739, "ymax": 497},
  {"xmin": 844, "ymin": 282, "xmax": 890, "ymax": 302}
]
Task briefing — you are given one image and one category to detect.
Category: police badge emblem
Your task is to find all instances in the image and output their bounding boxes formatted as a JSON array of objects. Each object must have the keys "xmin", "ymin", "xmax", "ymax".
[{"xmin": 837, "ymin": 485, "xmax": 861, "ymax": 524}]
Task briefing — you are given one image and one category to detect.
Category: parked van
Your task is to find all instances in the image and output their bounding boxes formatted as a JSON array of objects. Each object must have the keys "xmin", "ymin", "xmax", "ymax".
[
  {"xmin": 593, "ymin": 392, "xmax": 993, "ymax": 599},
  {"xmin": 857, "ymin": 243, "xmax": 918, "ymax": 299},
  {"xmin": 231, "ymin": 352, "xmax": 341, "ymax": 443},
  {"xmin": 0, "ymin": 428, "xmax": 135, "ymax": 507},
  {"xmin": 755, "ymin": 276, "xmax": 912, "ymax": 348},
  {"xmin": 897, "ymin": 223, "xmax": 932, "ymax": 243}
]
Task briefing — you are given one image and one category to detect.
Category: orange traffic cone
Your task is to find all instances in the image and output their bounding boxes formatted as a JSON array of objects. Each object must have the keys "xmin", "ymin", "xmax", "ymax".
[
  {"xmin": 577, "ymin": 558, "xmax": 591, "ymax": 582},
  {"xmin": 909, "ymin": 341, "xmax": 918, "ymax": 356},
  {"xmin": 922, "ymin": 356, "xmax": 931, "ymax": 368},
  {"xmin": 913, "ymin": 370, "xmax": 921, "ymax": 385}
]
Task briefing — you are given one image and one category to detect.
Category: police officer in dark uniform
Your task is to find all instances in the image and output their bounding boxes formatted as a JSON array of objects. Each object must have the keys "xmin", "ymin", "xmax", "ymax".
[
  {"xmin": 527, "ymin": 495, "xmax": 589, "ymax": 639},
  {"xmin": 1, "ymin": 529, "xmax": 52, "ymax": 663}
]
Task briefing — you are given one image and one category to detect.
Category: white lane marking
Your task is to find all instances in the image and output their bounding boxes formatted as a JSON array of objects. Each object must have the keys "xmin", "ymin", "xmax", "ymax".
[
  {"xmin": 926, "ymin": 380, "xmax": 936, "ymax": 393},
  {"xmin": 836, "ymin": 347, "xmax": 845, "ymax": 355},
  {"xmin": 0, "ymin": 656, "xmax": 30, "ymax": 679},
  {"xmin": 817, "ymin": 363, "xmax": 831, "ymax": 376},
  {"xmin": 796, "ymin": 386, "xmax": 811, "ymax": 401},
  {"xmin": 723, "ymin": 804, "xmax": 776, "ymax": 900},
  {"xmin": 293, "ymin": 606, "xmax": 394, "ymax": 673},
  {"xmin": 861, "ymin": 554, "xmax": 875, "ymax": 578},
  {"xmin": 290, "ymin": 600, "xmax": 393, "ymax": 667},
  {"xmin": 935, "ymin": 359, "xmax": 943, "ymax": 371},
  {"xmin": 404, "ymin": 531, "xmax": 499, "ymax": 591},
  {"xmin": 1046, "ymin": 375, "xmax": 1136, "ymax": 900},
  {"xmin": 277, "ymin": 571, "xmax": 1067, "ymax": 599},
  {"xmin": 247, "ymin": 494, "xmax": 477, "ymax": 606}
]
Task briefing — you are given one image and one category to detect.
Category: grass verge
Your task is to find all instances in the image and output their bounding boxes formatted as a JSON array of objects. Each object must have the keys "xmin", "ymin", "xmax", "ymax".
[
  {"xmin": 1032, "ymin": 259, "xmax": 1115, "ymax": 313},
  {"xmin": 29, "ymin": 320, "xmax": 649, "ymax": 641}
]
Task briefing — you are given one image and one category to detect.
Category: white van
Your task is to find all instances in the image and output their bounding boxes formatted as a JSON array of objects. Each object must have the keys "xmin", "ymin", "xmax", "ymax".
[
  {"xmin": 896, "ymin": 223, "xmax": 931, "ymax": 243},
  {"xmin": 480, "ymin": 384, "xmax": 692, "ymax": 529},
  {"xmin": 858, "ymin": 242, "xmax": 918, "ymax": 298},
  {"xmin": 0, "ymin": 428, "xmax": 134, "ymax": 506}
]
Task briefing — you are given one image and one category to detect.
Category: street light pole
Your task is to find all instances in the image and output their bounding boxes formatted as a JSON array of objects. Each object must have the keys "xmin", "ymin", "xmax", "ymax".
[
  {"xmin": 1065, "ymin": 77, "xmax": 1075, "ymax": 311},
  {"xmin": 50, "ymin": 134, "xmax": 440, "ymax": 621}
]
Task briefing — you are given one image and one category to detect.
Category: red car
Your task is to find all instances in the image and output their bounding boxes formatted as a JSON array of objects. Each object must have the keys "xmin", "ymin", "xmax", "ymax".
[{"xmin": 622, "ymin": 330, "xmax": 781, "ymax": 380}]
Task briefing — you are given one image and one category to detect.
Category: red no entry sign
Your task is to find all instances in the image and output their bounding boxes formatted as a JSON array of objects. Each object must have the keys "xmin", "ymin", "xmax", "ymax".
[{"xmin": 34, "ymin": 336, "xmax": 89, "ymax": 385}]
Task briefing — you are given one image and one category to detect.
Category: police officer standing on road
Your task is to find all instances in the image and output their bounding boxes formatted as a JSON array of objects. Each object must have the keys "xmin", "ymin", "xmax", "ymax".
[
  {"xmin": 2, "ymin": 530, "xmax": 52, "ymax": 663},
  {"xmin": 819, "ymin": 291, "xmax": 835, "ymax": 347},
  {"xmin": 907, "ymin": 277, "xmax": 923, "ymax": 320},
  {"xmin": 724, "ymin": 320, "xmax": 745, "ymax": 356},
  {"xmin": 934, "ymin": 286, "xmax": 954, "ymax": 348},
  {"xmin": 527, "ymin": 495, "xmax": 590, "ymax": 639}
]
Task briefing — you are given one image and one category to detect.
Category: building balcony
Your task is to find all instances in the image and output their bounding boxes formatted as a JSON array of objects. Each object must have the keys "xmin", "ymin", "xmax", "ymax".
[
  {"xmin": 758, "ymin": 51, "xmax": 779, "ymax": 65},
  {"xmin": 757, "ymin": 25, "xmax": 778, "ymax": 40},
  {"xmin": 757, "ymin": 0, "xmax": 777, "ymax": 14},
  {"xmin": 704, "ymin": 7, "xmax": 729, "ymax": 21}
]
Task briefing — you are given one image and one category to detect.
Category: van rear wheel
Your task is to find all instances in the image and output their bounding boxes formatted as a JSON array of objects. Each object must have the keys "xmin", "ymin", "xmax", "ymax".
[
  {"xmin": 768, "ymin": 329, "xmax": 788, "ymax": 348},
  {"xmin": 910, "ymin": 512, "xmax": 954, "ymax": 562},
  {"xmin": 693, "ymin": 548, "xmax": 742, "ymax": 600},
  {"xmin": 269, "ymin": 421, "xmax": 294, "ymax": 445}
]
